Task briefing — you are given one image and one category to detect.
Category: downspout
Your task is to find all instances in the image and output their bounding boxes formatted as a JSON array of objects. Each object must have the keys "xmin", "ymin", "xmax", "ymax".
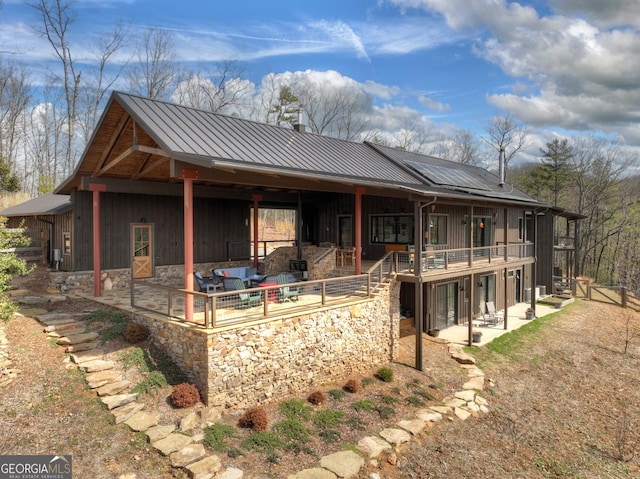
[
  {"xmin": 37, "ymin": 216, "xmax": 54, "ymax": 267},
  {"xmin": 414, "ymin": 196, "xmax": 437, "ymax": 372}
]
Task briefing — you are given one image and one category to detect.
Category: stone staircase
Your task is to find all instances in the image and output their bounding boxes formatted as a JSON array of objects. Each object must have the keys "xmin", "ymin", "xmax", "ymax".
[
  {"xmin": 31, "ymin": 305, "xmax": 492, "ymax": 479},
  {"xmin": 36, "ymin": 311, "xmax": 243, "ymax": 479}
]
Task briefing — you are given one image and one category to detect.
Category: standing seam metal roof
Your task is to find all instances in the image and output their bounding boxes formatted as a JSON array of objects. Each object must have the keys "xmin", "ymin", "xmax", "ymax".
[{"xmin": 117, "ymin": 92, "xmax": 422, "ymax": 185}]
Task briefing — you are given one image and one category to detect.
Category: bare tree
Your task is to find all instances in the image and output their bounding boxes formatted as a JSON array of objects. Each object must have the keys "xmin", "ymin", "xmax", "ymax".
[
  {"xmin": 447, "ymin": 128, "xmax": 482, "ymax": 166},
  {"xmin": 78, "ymin": 23, "xmax": 130, "ymax": 141},
  {"xmin": 28, "ymin": 0, "xmax": 81, "ymax": 175},
  {"xmin": 295, "ymin": 84, "xmax": 372, "ymax": 141},
  {"xmin": 483, "ymin": 115, "xmax": 528, "ymax": 180},
  {"xmin": 126, "ymin": 27, "xmax": 178, "ymax": 100},
  {"xmin": 26, "ymin": 86, "xmax": 66, "ymax": 194},
  {"xmin": 0, "ymin": 62, "xmax": 32, "ymax": 173},
  {"xmin": 174, "ymin": 61, "xmax": 252, "ymax": 114}
]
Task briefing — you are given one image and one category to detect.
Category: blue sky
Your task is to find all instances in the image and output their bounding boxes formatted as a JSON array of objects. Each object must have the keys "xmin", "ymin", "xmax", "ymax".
[{"xmin": 2, "ymin": 0, "xmax": 640, "ymax": 163}]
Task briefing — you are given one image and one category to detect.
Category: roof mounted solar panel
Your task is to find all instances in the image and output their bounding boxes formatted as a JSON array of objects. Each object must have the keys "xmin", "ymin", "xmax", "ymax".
[{"xmin": 405, "ymin": 161, "xmax": 491, "ymax": 191}]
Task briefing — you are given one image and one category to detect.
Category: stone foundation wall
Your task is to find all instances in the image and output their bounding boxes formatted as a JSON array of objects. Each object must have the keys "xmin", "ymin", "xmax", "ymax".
[
  {"xmin": 207, "ymin": 283, "xmax": 399, "ymax": 409},
  {"xmin": 128, "ymin": 312, "xmax": 212, "ymax": 402},
  {"xmin": 126, "ymin": 279, "xmax": 399, "ymax": 409}
]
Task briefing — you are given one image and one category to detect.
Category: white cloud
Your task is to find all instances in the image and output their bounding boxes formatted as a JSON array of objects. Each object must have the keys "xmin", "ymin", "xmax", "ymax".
[
  {"xmin": 391, "ymin": 0, "xmax": 640, "ymax": 145},
  {"xmin": 418, "ymin": 95, "xmax": 450, "ymax": 112}
]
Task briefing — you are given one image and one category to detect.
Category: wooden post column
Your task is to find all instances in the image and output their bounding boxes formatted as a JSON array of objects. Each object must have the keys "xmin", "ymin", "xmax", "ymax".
[
  {"xmin": 182, "ymin": 169, "xmax": 199, "ymax": 321},
  {"xmin": 252, "ymin": 194, "xmax": 262, "ymax": 269},
  {"xmin": 89, "ymin": 183, "xmax": 106, "ymax": 297},
  {"xmin": 354, "ymin": 187, "xmax": 365, "ymax": 275}
]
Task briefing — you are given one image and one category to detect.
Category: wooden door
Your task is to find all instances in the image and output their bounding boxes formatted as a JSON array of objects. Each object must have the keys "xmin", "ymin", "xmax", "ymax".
[{"xmin": 132, "ymin": 224, "xmax": 154, "ymax": 279}]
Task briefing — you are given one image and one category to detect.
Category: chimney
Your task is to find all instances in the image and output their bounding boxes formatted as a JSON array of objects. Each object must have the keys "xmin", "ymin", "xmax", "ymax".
[
  {"xmin": 293, "ymin": 109, "xmax": 305, "ymax": 133},
  {"xmin": 498, "ymin": 147, "xmax": 505, "ymax": 187}
]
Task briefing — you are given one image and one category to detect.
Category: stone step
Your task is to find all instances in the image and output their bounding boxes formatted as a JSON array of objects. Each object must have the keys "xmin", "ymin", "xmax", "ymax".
[
  {"xmin": 86, "ymin": 370, "xmax": 122, "ymax": 389},
  {"xmin": 57, "ymin": 332, "xmax": 99, "ymax": 346},
  {"xmin": 112, "ymin": 401, "xmax": 145, "ymax": 424},
  {"xmin": 152, "ymin": 433, "xmax": 195, "ymax": 456},
  {"xmin": 96, "ymin": 380, "xmax": 131, "ymax": 396},
  {"xmin": 78, "ymin": 359, "xmax": 115, "ymax": 373},
  {"xmin": 125, "ymin": 411, "xmax": 159, "ymax": 432},
  {"xmin": 184, "ymin": 455, "xmax": 223, "ymax": 479},
  {"xmin": 47, "ymin": 327, "xmax": 87, "ymax": 338},
  {"xmin": 65, "ymin": 341, "xmax": 100, "ymax": 353},
  {"xmin": 35, "ymin": 313, "xmax": 75, "ymax": 324},
  {"xmin": 69, "ymin": 349, "xmax": 106, "ymax": 364},
  {"xmin": 169, "ymin": 444, "xmax": 206, "ymax": 468},
  {"xmin": 101, "ymin": 393, "xmax": 139, "ymax": 410},
  {"xmin": 145, "ymin": 424, "xmax": 176, "ymax": 444},
  {"xmin": 44, "ymin": 321, "xmax": 82, "ymax": 332}
]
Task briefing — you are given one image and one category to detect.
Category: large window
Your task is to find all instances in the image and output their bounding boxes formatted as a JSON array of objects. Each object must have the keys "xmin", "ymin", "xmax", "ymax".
[
  {"xmin": 370, "ymin": 215, "xmax": 414, "ymax": 244},
  {"xmin": 428, "ymin": 215, "xmax": 448, "ymax": 245}
]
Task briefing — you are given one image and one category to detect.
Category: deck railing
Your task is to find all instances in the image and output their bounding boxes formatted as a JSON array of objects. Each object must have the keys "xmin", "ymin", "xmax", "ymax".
[
  {"xmin": 130, "ymin": 243, "xmax": 534, "ymax": 329},
  {"xmin": 132, "ymin": 273, "xmax": 379, "ymax": 329},
  {"xmin": 396, "ymin": 243, "xmax": 534, "ymax": 273}
]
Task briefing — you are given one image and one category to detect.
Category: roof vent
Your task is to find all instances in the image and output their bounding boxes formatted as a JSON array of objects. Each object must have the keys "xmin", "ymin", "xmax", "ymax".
[
  {"xmin": 498, "ymin": 147, "xmax": 505, "ymax": 187},
  {"xmin": 293, "ymin": 109, "xmax": 305, "ymax": 133}
]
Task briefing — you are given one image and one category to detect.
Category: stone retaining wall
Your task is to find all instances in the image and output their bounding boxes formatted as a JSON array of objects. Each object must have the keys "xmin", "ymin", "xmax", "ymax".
[{"xmin": 130, "ymin": 280, "xmax": 400, "ymax": 409}]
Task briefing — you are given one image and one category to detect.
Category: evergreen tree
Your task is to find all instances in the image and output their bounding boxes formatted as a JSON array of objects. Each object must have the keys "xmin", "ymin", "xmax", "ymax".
[
  {"xmin": 0, "ymin": 157, "xmax": 20, "ymax": 193},
  {"xmin": 0, "ymin": 218, "xmax": 32, "ymax": 320}
]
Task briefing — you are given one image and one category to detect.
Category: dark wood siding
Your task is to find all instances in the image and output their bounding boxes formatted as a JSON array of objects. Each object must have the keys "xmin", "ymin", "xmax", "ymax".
[
  {"xmin": 536, "ymin": 212, "xmax": 555, "ymax": 293},
  {"xmin": 6, "ymin": 211, "xmax": 73, "ymax": 269},
  {"xmin": 74, "ymin": 191, "xmax": 249, "ymax": 271}
]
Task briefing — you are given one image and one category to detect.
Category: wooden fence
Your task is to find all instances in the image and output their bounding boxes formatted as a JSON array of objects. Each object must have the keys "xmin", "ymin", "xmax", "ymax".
[{"xmin": 555, "ymin": 275, "xmax": 639, "ymax": 312}]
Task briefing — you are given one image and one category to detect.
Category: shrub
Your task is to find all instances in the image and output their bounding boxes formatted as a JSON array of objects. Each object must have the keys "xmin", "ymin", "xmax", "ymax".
[
  {"xmin": 204, "ymin": 423, "xmax": 237, "ymax": 452},
  {"xmin": 328, "ymin": 389, "xmax": 346, "ymax": 400},
  {"xmin": 313, "ymin": 409, "xmax": 344, "ymax": 428},
  {"xmin": 375, "ymin": 367, "xmax": 394, "ymax": 382},
  {"xmin": 241, "ymin": 431, "xmax": 282, "ymax": 453},
  {"xmin": 132, "ymin": 370, "xmax": 168, "ymax": 395},
  {"xmin": 124, "ymin": 322, "xmax": 149, "ymax": 343},
  {"xmin": 170, "ymin": 382, "xmax": 201, "ymax": 408},
  {"xmin": 343, "ymin": 378, "xmax": 360, "ymax": 393},
  {"xmin": 279, "ymin": 399, "xmax": 312, "ymax": 420},
  {"xmin": 239, "ymin": 406, "xmax": 269, "ymax": 431},
  {"xmin": 307, "ymin": 390, "xmax": 326, "ymax": 405},
  {"xmin": 352, "ymin": 399, "xmax": 375, "ymax": 412},
  {"xmin": 361, "ymin": 377, "xmax": 375, "ymax": 387}
]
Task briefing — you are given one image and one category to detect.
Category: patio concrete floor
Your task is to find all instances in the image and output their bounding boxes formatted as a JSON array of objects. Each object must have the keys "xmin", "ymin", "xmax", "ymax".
[{"xmin": 437, "ymin": 300, "xmax": 561, "ymax": 347}]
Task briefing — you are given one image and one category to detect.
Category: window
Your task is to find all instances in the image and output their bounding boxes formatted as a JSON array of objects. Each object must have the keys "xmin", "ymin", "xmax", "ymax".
[
  {"xmin": 370, "ymin": 215, "xmax": 414, "ymax": 244},
  {"xmin": 518, "ymin": 217, "xmax": 524, "ymax": 240},
  {"xmin": 428, "ymin": 215, "xmax": 448, "ymax": 245},
  {"xmin": 63, "ymin": 232, "xmax": 71, "ymax": 255}
]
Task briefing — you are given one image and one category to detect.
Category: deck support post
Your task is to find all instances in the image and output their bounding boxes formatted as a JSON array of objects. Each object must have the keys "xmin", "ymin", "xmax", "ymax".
[
  {"xmin": 354, "ymin": 187, "xmax": 365, "ymax": 275},
  {"xmin": 252, "ymin": 194, "xmax": 262, "ymax": 268},
  {"xmin": 89, "ymin": 183, "xmax": 106, "ymax": 298},
  {"xmin": 182, "ymin": 169, "xmax": 199, "ymax": 322}
]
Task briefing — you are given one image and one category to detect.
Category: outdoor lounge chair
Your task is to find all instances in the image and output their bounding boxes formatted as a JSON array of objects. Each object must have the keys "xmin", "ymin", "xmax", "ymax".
[
  {"xmin": 485, "ymin": 301, "xmax": 504, "ymax": 324},
  {"xmin": 225, "ymin": 277, "xmax": 262, "ymax": 309},
  {"xmin": 275, "ymin": 273, "xmax": 300, "ymax": 302},
  {"xmin": 194, "ymin": 272, "xmax": 217, "ymax": 292}
]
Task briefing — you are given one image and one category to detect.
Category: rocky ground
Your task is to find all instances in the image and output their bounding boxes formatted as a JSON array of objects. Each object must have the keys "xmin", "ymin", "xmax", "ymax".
[{"xmin": 1, "ymin": 284, "xmax": 639, "ymax": 478}]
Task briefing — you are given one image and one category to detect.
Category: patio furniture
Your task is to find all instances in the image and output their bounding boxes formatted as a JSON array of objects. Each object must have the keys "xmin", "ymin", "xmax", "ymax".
[
  {"xmin": 226, "ymin": 277, "xmax": 262, "ymax": 309},
  {"xmin": 275, "ymin": 273, "xmax": 300, "ymax": 302},
  {"xmin": 213, "ymin": 266, "xmax": 258, "ymax": 286},
  {"xmin": 426, "ymin": 245, "xmax": 445, "ymax": 269},
  {"xmin": 485, "ymin": 301, "xmax": 504, "ymax": 324},
  {"xmin": 194, "ymin": 272, "xmax": 221, "ymax": 293},
  {"xmin": 258, "ymin": 282, "xmax": 279, "ymax": 303},
  {"xmin": 336, "ymin": 247, "xmax": 355, "ymax": 266}
]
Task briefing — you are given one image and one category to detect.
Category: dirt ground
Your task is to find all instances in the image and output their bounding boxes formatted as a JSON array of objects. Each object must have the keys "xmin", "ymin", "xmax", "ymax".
[{"xmin": 2, "ymin": 290, "xmax": 640, "ymax": 478}]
